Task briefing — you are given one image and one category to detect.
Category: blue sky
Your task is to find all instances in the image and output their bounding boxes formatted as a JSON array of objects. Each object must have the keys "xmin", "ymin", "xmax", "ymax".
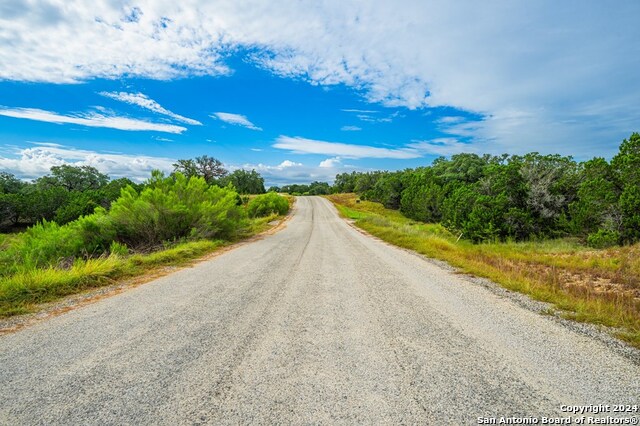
[{"xmin": 1, "ymin": 1, "xmax": 639, "ymax": 185}]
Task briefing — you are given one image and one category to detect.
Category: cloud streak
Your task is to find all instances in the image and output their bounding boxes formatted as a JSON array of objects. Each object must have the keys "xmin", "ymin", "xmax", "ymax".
[
  {"xmin": 0, "ymin": 106, "xmax": 187, "ymax": 133},
  {"xmin": 99, "ymin": 92, "xmax": 201, "ymax": 125},
  {"xmin": 273, "ymin": 136, "xmax": 419, "ymax": 159},
  {"xmin": 211, "ymin": 112, "xmax": 262, "ymax": 130}
]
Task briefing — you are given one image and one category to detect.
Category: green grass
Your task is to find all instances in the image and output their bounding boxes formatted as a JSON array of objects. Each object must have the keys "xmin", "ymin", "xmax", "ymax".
[
  {"xmin": 328, "ymin": 194, "xmax": 640, "ymax": 348},
  {"xmin": 0, "ymin": 213, "xmax": 285, "ymax": 318}
]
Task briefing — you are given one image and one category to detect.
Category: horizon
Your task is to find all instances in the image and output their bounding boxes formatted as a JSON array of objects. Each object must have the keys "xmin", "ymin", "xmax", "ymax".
[{"xmin": 1, "ymin": 1, "xmax": 639, "ymax": 186}]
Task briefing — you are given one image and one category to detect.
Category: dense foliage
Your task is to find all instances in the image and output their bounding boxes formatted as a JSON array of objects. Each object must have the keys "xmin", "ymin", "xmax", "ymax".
[
  {"xmin": 0, "ymin": 166, "xmax": 289, "ymax": 276},
  {"xmin": 219, "ymin": 169, "xmax": 266, "ymax": 194},
  {"xmin": 0, "ymin": 166, "xmax": 137, "ymax": 229},
  {"xmin": 247, "ymin": 192, "xmax": 290, "ymax": 217},
  {"xmin": 333, "ymin": 133, "xmax": 640, "ymax": 245},
  {"xmin": 278, "ymin": 181, "xmax": 331, "ymax": 195}
]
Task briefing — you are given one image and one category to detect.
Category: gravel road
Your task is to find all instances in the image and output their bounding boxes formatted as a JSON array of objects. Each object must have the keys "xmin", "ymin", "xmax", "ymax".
[{"xmin": 1, "ymin": 196, "xmax": 638, "ymax": 425}]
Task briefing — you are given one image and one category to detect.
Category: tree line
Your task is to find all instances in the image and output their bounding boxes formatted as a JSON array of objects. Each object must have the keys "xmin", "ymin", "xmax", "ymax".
[
  {"xmin": 0, "ymin": 155, "xmax": 267, "ymax": 231},
  {"xmin": 333, "ymin": 133, "xmax": 640, "ymax": 247}
]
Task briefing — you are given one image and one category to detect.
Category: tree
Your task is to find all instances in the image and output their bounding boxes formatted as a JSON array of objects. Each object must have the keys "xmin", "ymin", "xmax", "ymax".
[
  {"xmin": 220, "ymin": 169, "xmax": 265, "ymax": 194},
  {"xmin": 0, "ymin": 172, "xmax": 26, "ymax": 227},
  {"xmin": 568, "ymin": 158, "xmax": 620, "ymax": 236},
  {"xmin": 333, "ymin": 171, "xmax": 359, "ymax": 193},
  {"xmin": 172, "ymin": 155, "xmax": 227, "ymax": 184},
  {"xmin": 37, "ymin": 165, "xmax": 108, "ymax": 192},
  {"xmin": 0, "ymin": 172, "xmax": 25, "ymax": 194},
  {"xmin": 518, "ymin": 153, "xmax": 579, "ymax": 235},
  {"xmin": 400, "ymin": 168, "xmax": 443, "ymax": 222},
  {"xmin": 612, "ymin": 133, "xmax": 640, "ymax": 242},
  {"xmin": 308, "ymin": 181, "xmax": 331, "ymax": 195},
  {"xmin": 368, "ymin": 172, "xmax": 405, "ymax": 209}
]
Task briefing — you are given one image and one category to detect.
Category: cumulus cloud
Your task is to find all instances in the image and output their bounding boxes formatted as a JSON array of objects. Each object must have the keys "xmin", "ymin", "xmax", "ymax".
[
  {"xmin": 1, "ymin": 1, "xmax": 638, "ymax": 156},
  {"xmin": 211, "ymin": 112, "xmax": 262, "ymax": 130},
  {"xmin": 99, "ymin": 92, "xmax": 201, "ymax": 125},
  {"xmin": 318, "ymin": 157, "xmax": 341, "ymax": 168},
  {"xmin": 273, "ymin": 136, "xmax": 419, "ymax": 159},
  {"xmin": 0, "ymin": 143, "xmax": 175, "ymax": 181},
  {"xmin": 0, "ymin": 106, "xmax": 186, "ymax": 133}
]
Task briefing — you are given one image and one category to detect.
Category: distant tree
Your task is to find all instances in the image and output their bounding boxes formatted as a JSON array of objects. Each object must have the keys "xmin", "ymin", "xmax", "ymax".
[
  {"xmin": 307, "ymin": 181, "xmax": 331, "ymax": 195},
  {"xmin": 172, "ymin": 155, "xmax": 227, "ymax": 184},
  {"xmin": 0, "ymin": 172, "xmax": 25, "ymax": 194},
  {"xmin": 333, "ymin": 171, "xmax": 359, "ymax": 193},
  {"xmin": 431, "ymin": 153, "xmax": 489, "ymax": 186},
  {"xmin": 354, "ymin": 172, "xmax": 385, "ymax": 196},
  {"xmin": 220, "ymin": 169, "xmax": 265, "ymax": 194},
  {"xmin": 37, "ymin": 165, "xmax": 108, "ymax": 192},
  {"xmin": 280, "ymin": 184, "xmax": 311, "ymax": 195},
  {"xmin": 268, "ymin": 186, "xmax": 281, "ymax": 193}
]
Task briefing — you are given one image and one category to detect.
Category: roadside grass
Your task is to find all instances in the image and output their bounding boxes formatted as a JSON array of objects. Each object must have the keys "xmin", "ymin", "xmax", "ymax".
[
  {"xmin": 327, "ymin": 193, "xmax": 640, "ymax": 348},
  {"xmin": 0, "ymin": 213, "xmax": 284, "ymax": 318}
]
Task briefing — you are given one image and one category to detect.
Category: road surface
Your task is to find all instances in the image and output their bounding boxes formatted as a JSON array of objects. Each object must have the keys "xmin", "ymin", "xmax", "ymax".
[{"xmin": 1, "ymin": 196, "xmax": 638, "ymax": 425}]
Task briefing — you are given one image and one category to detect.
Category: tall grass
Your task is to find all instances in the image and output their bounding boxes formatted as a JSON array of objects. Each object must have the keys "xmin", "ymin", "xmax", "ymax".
[
  {"xmin": 0, "ymin": 240, "xmax": 221, "ymax": 316},
  {"xmin": 328, "ymin": 193, "xmax": 640, "ymax": 347}
]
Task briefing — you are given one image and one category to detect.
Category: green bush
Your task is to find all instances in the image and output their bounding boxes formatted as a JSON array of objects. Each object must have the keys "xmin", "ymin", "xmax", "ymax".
[
  {"xmin": 247, "ymin": 193, "xmax": 289, "ymax": 218},
  {"xmin": 587, "ymin": 229, "xmax": 620, "ymax": 248},
  {"xmin": 109, "ymin": 172, "xmax": 245, "ymax": 248},
  {"xmin": 0, "ymin": 220, "xmax": 85, "ymax": 274}
]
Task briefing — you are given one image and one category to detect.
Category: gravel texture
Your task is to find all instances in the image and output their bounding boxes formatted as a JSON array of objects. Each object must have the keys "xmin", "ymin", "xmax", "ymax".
[{"xmin": 0, "ymin": 196, "xmax": 638, "ymax": 425}]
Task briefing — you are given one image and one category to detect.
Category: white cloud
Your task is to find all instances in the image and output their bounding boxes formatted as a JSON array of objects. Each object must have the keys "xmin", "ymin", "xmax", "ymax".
[
  {"xmin": 0, "ymin": 144, "xmax": 175, "ymax": 181},
  {"xmin": 341, "ymin": 109, "xmax": 378, "ymax": 114},
  {"xmin": 407, "ymin": 138, "xmax": 476, "ymax": 156},
  {"xmin": 318, "ymin": 157, "xmax": 341, "ymax": 168},
  {"xmin": 340, "ymin": 125, "xmax": 361, "ymax": 131},
  {"xmin": 99, "ymin": 92, "xmax": 201, "ymax": 125},
  {"xmin": 0, "ymin": 106, "xmax": 186, "ymax": 133},
  {"xmin": 273, "ymin": 135, "xmax": 419, "ymax": 159},
  {"xmin": 1, "ymin": 1, "xmax": 638, "ymax": 156},
  {"xmin": 239, "ymin": 159, "xmax": 356, "ymax": 186},
  {"xmin": 437, "ymin": 116, "xmax": 465, "ymax": 124},
  {"xmin": 211, "ymin": 112, "xmax": 262, "ymax": 130}
]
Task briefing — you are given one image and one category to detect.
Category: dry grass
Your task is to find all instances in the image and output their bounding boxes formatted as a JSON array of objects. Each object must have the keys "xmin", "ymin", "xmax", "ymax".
[{"xmin": 327, "ymin": 193, "xmax": 640, "ymax": 347}]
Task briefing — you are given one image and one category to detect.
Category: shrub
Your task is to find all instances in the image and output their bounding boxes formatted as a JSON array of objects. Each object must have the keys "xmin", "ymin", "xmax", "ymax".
[
  {"xmin": 0, "ymin": 220, "xmax": 85, "ymax": 274},
  {"xmin": 109, "ymin": 241, "xmax": 129, "ymax": 256},
  {"xmin": 108, "ymin": 172, "xmax": 246, "ymax": 248},
  {"xmin": 247, "ymin": 193, "xmax": 289, "ymax": 218},
  {"xmin": 587, "ymin": 229, "xmax": 620, "ymax": 248}
]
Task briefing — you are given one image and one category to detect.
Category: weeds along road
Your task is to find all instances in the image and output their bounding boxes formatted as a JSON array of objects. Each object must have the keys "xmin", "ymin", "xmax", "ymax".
[{"xmin": 1, "ymin": 196, "xmax": 638, "ymax": 425}]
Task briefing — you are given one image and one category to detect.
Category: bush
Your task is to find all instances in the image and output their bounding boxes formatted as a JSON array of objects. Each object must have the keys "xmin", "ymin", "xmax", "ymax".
[
  {"xmin": 587, "ymin": 229, "xmax": 620, "ymax": 248},
  {"xmin": 108, "ymin": 172, "xmax": 245, "ymax": 248},
  {"xmin": 247, "ymin": 193, "xmax": 289, "ymax": 218},
  {"xmin": 0, "ymin": 220, "xmax": 85, "ymax": 274}
]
